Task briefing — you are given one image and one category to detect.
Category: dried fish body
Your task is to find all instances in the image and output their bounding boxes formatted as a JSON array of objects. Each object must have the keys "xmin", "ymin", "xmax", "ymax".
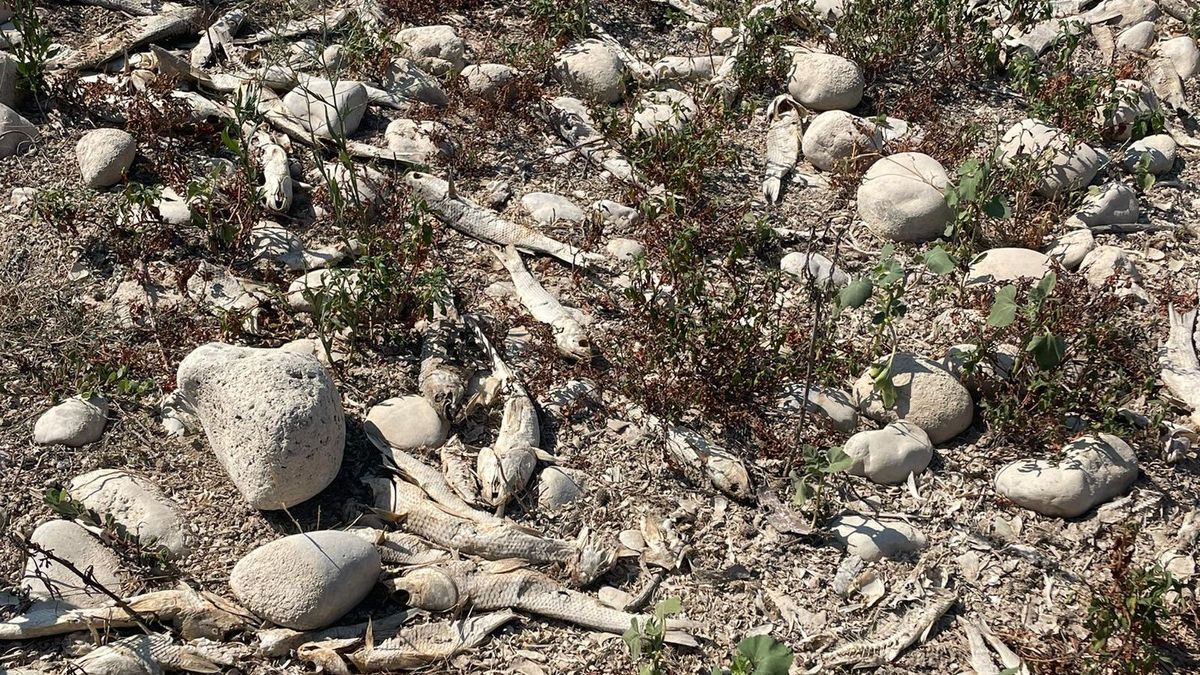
[
  {"xmin": 403, "ymin": 172, "xmax": 601, "ymax": 266},
  {"xmin": 418, "ymin": 307, "xmax": 467, "ymax": 418},
  {"xmin": 1161, "ymin": 294, "xmax": 1200, "ymax": 426},
  {"xmin": 493, "ymin": 245, "xmax": 591, "ymax": 360},
  {"xmin": 191, "ymin": 9, "xmax": 246, "ymax": 68},
  {"xmin": 440, "ymin": 436, "xmax": 481, "ymax": 505},
  {"xmin": 343, "ymin": 611, "xmax": 517, "ymax": 672},
  {"xmin": 395, "ymin": 561, "xmax": 695, "ymax": 643},
  {"xmin": 762, "ymin": 94, "xmax": 803, "ymax": 203}
]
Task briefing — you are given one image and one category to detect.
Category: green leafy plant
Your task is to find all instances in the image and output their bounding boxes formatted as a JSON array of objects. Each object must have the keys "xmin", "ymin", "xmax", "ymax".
[
  {"xmin": 984, "ymin": 271, "xmax": 1063, "ymax": 371},
  {"xmin": 721, "ymin": 634, "xmax": 795, "ymax": 675},
  {"xmin": 8, "ymin": 0, "xmax": 61, "ymax": 99},
  {"xmin": 1083, "ymin": 526, "xmax": 1184, "ymax": 674},
  {"xmin": 839, "ymin": 244, "xmax": 907, "ymax": 405},
  {"xmin": 790, "ymin": 444, "xmax": 853, "ymax": 525},
  {"xmin": 528, "ymin": 0, "xmax": 589, "ymax": 42},
  {"xmin": 624, "ymin": 597, "xmax": 682, "ymax": 675},
  {"xmin": 77, "ymin": 362, "xmax": 158, "ymax": 402}
]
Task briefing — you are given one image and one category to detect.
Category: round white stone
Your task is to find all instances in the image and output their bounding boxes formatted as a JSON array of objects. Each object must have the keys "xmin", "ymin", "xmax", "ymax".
[
  {"xmin": 997, "ymin": 119, "xmax": 1100, "ymax": 195},
  {"xmin": 555, "ymin": 40, "xmax": 625, "ymax": 103},
  {"xmin": 230, "ymin": 530, "xmax": 380, "ymax": 630},
  {"xmin": 177, "ymin": 343, "xmax": 345, "ymax": 510},
  {"xmin": 365, "ymin": 395, "xmax": 448, "ymax": 454},
  {"xmin": 843, "ymin": 421, "xmax": 933, "ymax": 485},
  {"xmin": 392, "ymin": 25, "xmax": 465, "ymax": 76},
  {"xmin": 830, "ymin": 515, "xmax": 927, "ymax": 561},
  {"xmin": 69, "ymin": 469, "xmax": 188, "ymax": 556},
  {"xmin": 23, "ymin": 520, "xmax": 124, "ymax": 608},
  {"xmin": 801, "ymin": 110, "xmax": 882, "ymax": 172},
  {"xmin": 852, "ymin": 352, "xmax": 973, "ymax": 444},
  {"xmin": 965, "ymin": 248, "xmax": 1051, "ymax": 286},
  {"xmin": 33, "ymin": 396, "xmax": 108, "ymax": 447},
  {"xmin": 787, "ymin": 52, "xmax": 864, "ymax": 111},
  {"xmin": 857, "ymin": 153, "xmax": 953, "ymax": 242},
  {"xmin": 76, "ymin": 128, "xmax": 136, "ymax": 189}
]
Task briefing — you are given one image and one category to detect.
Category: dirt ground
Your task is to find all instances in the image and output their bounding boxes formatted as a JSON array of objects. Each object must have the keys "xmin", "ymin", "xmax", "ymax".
[{"xmin": 2, "ymin": 0, "xmax": 1200, "ymax": 673}]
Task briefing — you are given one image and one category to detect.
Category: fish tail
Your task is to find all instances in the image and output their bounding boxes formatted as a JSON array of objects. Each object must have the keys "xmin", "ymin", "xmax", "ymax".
[{"xmin": 762, "ymin": 177, "xmax": 781, "ymax": 203}]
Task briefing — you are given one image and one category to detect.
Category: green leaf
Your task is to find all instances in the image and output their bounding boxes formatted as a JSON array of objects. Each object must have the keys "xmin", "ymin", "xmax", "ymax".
[
  {"xmin": 987, "ymin": 285, "xmax": 1018, "ymax": 327},
  {"xmin": 983, "ymin": 195, "xmax": 1010, "ymax": 219},
  {"xmin": 838, "ymin": 278, "xmax": 873, "ymax": 310},
  {"xmin": 1029, "ymin": 271, "xmax": 1057, "ymax": 307},
  {"xmin": 654, "ymin": 597, "xmax": 682, "ymax": 618},
  {"xmin": 791, "ymin": 475, "xmax": 812, "ymax": 506},
  {"xmin": 736, "ymin": 635, "xmax": 795, "ymax": 675},
  {"xmin": 623, "ymin": 619, "xmax": 642, "ymax": 659},
  {"xmin": 923, "ymin": 246, "xmax": 957, "ymax": 275},
  {"xmin": 878, "ymin": 258, "xmax": 903, "ymax": 288},
  {"xmin": 824, "ymin": 446, "xmax": 854, "ymax": 473},
  {"xmin": 1027, "ymin": 331, "xmax": 1066, "ymax": 370}
]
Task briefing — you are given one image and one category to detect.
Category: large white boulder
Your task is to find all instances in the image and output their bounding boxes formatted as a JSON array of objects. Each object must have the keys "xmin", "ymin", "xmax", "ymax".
[
  {"xmin": 852, "ymin": 352, "xmax": 974, "ymax": 444},
  {"xmin": 177, "ymin": 343, "xmax": 345, "ymax": 510},
  {"xmin": 843, "ymin": 421, "xmax": 933, "ymax": 485},
  {"xmin": 802, "ymin": 111, "xmax": 882, "ymax": 172},
  {"xmin": 1075, "ymin": 182, "xmax": 1139, "ymax": 226},
  {"xmin": 997, "ymin": 119, "xmax": 1101, "ymax": 196},
  {"xmin": 857, "ymin": 153, "xmax": 953, "ymax": 242},
  {"xmin": 787, "ymin": 52, "xmax": 863, "ymax": 111},
  {"xmin": 69, "ymin": 469, "xmax": 188, "ymax": 556},
  {"xmin": 282, "ymin": 78, "xmax": 368, "ymax": 139},
  {"xmin": 1161, "ymin": 36, "xmax": 1200, "ymax": 80},
  {"xmin": 555, "ymin": 40, "xmax": 625, "ymax": 103},
  {"xmin": 230, "ymin": 530, "xmax": 380, "ymax": 630},
  {"xmin": 631, "ymin": 89, "xmax": 697, "ymax": 137},
  {"xmin": 994, "ymin": 434, "xmax": 1138, "ymax": 517}
]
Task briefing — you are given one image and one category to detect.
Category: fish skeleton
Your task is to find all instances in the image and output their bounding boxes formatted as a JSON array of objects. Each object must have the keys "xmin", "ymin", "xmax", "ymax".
[
  {"xmin": 368, "ymin": 478, "xmax": 614, "ymax": 584},
  {"xmin": 493, "ymin": 245, "xmax": 591, "ymax": 360},
  {"xmin": 393, "ymin": 560, "xmax": 697, "ymax": 644},
  {"xmin": 404, "ymin": 172, "xmax": 601, "ymax": 266},
  {"xmin": 301, "ymin": 611, "xmax": 516, "ymax": 672},
  {"xmin": 190, "ymin": 8, "xmax": 246, "ymax": 68},
  {"xmin": 762, "ymin": 94, "xmax": 803, "ymax": 203}
]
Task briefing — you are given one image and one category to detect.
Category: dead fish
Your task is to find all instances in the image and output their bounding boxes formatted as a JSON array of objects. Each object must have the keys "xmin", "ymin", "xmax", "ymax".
[
  {"xmin": 58, "ymin": 5, "xmax": 203, "ymax": 71},
  {"xmin": 440, "ymin": 435, "xmax": 481, "ymax": 505},
  {"xmin": 1146, "ymin": 57, "xmax": 1188, "ymax": 112},
  {"xmin": 493, "ymin": 245, "xmax": 591, "ymax": 360},
  {"xmin": 590, "ymin": 23, "xmax": 655, "ymax": 82},
  {"xmin": 1161, "ymin": 292, "xmax": 1200, "ymax": 426},
  {"xmin": 190, "ymin": 8, "xmax": 246, "ymax": 68},
  {"xmin": 258, "ymin": 610, "xmax": 424, "ymax": 658},
  {"xmin": 652, "ymin": 55, "xmax": 727, "ymax": 84},
  {"xmin": 345, "ymin": 611, "xmax": 517, "ymax": 672},
  {"xmin": 68, "ymin": 0, "xmax": 155, "ymax": 17},
  {"xmin": 664, "ymin": 422, "xmax": 752, "ymax": 500},
  {"xmin": 542, "ymin": 96, "xmax": 649, "ymax": 191},
  {"xmin": 762, "ymin": 94, "xmax": 804, "ymax": 203},
  {"xmin": 255, "ymin": 131, "xmax": 293, "ymax": 213},
  {"xmin": 234, "ymin": 7, "xmax": 352, "ymax": 45},
  {"xmin": 394, "ymin": 560, "xmax": 694, "ymax": 643},
  {"xmin": 404, "ymin": 172, "xmax": 602, "ymax": 266},
  {"xmin": 800, "ymin": 588, "xmax": 956, "ymax": 671},
  {"xmin": 73, "ymin": 634, "xmax": 237, "ymax": 675},
  {"xmin": 419, "ymin": 302, "xmax": 467, "ymax": 418}
]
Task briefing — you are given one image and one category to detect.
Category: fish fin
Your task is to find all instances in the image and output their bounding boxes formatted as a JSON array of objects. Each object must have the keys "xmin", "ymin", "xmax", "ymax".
[
  {"xmin": 481, "ymin": 558, "xmax": 530, "ymax": 574},
  {"xmin": 762, "ymin": 177, "xmax": 781, "ymax": 203}
]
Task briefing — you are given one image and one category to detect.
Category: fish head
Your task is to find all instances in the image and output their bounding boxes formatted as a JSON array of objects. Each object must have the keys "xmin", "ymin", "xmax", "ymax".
[
  {"xmin": 420, "ymin": 370, "xmax": 466, "ymax": 418},
  {"xmin": 709, "ymin": 454, "xmax": 752, "ymax": 501},
  {"xmin": 572, "ymin": 542, "xmax": 617, "ymax": 586},
  {"xmin": 392, "ymin": 567, "xmax": 460, "ymax": 612},
  {"xmin": 766, "ymin": 93, "xmax": 802, "ymax": 122},
  {"xmin": 403, "ymin": 171, "xmax": 448, "ymax": 203},
  {"xmin": 556, "ymin": 327, "xmax": 593, "ymax": 361},
  {"xmin": 475, "ymin": 445, "xmax": 508, "ymax": 507}
]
